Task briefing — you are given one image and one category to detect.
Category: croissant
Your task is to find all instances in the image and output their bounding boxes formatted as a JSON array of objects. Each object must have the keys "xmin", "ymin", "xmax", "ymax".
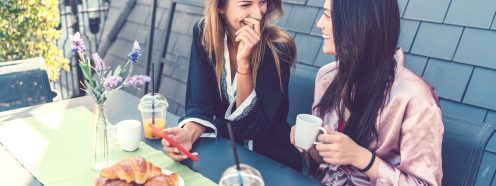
[
  {"xmin": 95, "ymin": 174, "xmax": 179, "ymax": 186},
  {"xmin": 99, "ymin": 156, "xmax": 162, "ymax": 184},
  {"xmin": 95, "ymin": 177, "xmax": 133, "ymax": 186},
  {"xmin": 144, "ymin": 173, "xmax": 179, "ymax": 186}
]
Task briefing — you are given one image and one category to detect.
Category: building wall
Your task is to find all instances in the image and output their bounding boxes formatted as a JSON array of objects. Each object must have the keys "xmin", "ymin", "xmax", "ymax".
[
  {"xmin": 105, "ymin": 0, "xmax": 496, "ymax": 125},
  {"xmin": 102, "ymin": 0, "xmax": 496, "ymax": 126}
]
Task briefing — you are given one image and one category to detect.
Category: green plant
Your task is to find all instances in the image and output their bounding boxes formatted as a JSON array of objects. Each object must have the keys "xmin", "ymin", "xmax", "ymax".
[{"xmin": 0, "ymin": 0, "xmax": 70, "ymax": 81}]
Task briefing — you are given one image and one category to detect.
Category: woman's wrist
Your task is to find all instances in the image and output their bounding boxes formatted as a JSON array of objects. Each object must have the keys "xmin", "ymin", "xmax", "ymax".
[
  {"xmin": 237, "ymin": 58, "xmax": 250, "ymax": 67},
  {"xmin": 237, "ymin": 64, "xmax": 251, "ymax": 75},
  {"xmin": 184, "ymin": 122, "xmax": 205, "ymax": 143},
  {"xmin": 353, "ymin": 146, "xmax": 373, "ymax": 170}
]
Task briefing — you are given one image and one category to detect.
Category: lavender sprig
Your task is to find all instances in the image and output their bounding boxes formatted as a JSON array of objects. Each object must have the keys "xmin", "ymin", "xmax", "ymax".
[
  {"xmin": 92, "ymin": 53, "xmax": 106, "ymax": 72},
  {"xmin": 103, "ymin": 76, "xmax": 122, "ymax": 89},
  {"xmin": 127, "ymin": 41, "xmax": 142, "ymax": 63},
  {"xmin": 71, "ymin": 32, "xmax": 86, "ymax": 53},
  {"xmin": 70, "ymin": 33, "xmax": 149, "ymax": 105},
  {"xmin": 125, "ymin": 75, "xmax": 151, "ymax": 87}
]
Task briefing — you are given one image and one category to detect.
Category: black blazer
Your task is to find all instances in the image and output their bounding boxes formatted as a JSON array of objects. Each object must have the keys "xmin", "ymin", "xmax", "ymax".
[{"xmin": 180, "ymin": 21, "xmax": 301, "ymax": 170}]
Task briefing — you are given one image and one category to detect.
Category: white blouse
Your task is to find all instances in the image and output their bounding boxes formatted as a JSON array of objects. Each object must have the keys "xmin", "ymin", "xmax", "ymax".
[{"xmin": 178, "ymin": 36, "xmax": 258, "ymax": 140}]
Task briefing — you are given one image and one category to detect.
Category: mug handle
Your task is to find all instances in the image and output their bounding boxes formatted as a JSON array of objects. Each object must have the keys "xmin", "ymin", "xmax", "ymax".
[{"xmin": 313, "ymin": 127, "xmax": 328, "ymax": 144}]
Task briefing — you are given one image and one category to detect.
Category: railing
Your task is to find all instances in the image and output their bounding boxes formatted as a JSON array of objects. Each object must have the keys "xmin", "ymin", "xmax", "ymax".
[
  {"xmin": 54, "ymin": 0, "xmax": 201, "ymax": 97},
  {"xmin": 53, "ymin": 0, "xmax": 110, "ymax": 99},
  {"xmin": 147, "ymin": 0, "xmax": 203, "ymax": 93}
]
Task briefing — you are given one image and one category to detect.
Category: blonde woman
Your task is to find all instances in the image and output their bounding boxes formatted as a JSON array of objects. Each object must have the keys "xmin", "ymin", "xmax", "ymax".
[{"xmin": 161, "ymin": 0, "xmax": 301, "ymax": 170}]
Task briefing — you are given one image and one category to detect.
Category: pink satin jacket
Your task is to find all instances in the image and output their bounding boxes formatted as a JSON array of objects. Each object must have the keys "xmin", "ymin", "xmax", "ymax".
[{"xmin": 312, "ymin": 49, "xmax": 444, "ymax": 186}]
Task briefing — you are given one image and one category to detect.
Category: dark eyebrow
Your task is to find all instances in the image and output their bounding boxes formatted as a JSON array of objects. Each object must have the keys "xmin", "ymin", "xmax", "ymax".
[
  {"xmin": 324, "ymin": 8, "xmax": 331, "ymax": 12},
  {"xmin": 237, "ymin": 0, "xmax": 252, "ymax": 3}
]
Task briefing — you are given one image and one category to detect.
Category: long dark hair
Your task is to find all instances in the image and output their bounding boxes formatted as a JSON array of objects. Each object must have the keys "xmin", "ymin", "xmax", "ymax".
[{"xmin": 315, "ymin": 0, "xmax": 400, "ymax": 148}]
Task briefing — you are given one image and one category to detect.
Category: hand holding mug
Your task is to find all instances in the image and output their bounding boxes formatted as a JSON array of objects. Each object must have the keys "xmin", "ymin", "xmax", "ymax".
[
  {"xmin": 293, "ymin": 114, "xmax": 327, "ymax": 150},
  {"xmin": 316, "ymin": 126, "xmax": 372, "ymax": 169},
  {"xmin": 290, "ymin": 126, "xmax": 303, "ymax": 152}
]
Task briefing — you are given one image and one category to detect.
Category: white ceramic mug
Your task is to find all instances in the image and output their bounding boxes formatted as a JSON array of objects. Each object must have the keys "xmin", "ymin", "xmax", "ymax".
[
  {"xmin": 294, "ymin": 114, "xmax": 327, "ymax": 150},
  {"xmin": 115, "ymin": 120, "xmax": 141, "ymax": 151}
]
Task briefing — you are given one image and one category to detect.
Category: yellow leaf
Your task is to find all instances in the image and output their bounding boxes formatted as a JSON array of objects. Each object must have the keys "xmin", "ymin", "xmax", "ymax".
[{"xmin": 63, "ymin": 64, "xmax": 71, "ymax": 72}]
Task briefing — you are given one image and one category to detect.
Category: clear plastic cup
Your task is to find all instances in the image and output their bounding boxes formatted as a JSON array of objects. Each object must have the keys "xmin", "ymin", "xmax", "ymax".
[
  {"xmin": 138, "ymin": 93, "xmax": 168, "ymax": 139},
  {"xmin": 219, "ymin": 164, "xmax": 264, "ymax": 186}
]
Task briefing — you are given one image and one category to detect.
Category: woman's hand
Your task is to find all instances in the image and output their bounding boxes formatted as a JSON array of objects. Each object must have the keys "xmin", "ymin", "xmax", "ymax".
[
  {"xmin": 290, "ymin": 125, "xmax": 304, "ymax": 152},
  {"xmin": 315, "ymin": 126, "xmax": 373, "ymax": 170},
  {"xmin": 161, "ymin": 127, "xmax": 198, "ymax": 161},
  {"xmin": 235, "ymin": 17, "xmax": 261, "ymax": 67}
]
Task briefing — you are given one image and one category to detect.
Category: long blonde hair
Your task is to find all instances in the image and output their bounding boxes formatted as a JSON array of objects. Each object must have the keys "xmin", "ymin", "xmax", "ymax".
[{"xmin": 201, "ymin": 0, "xmax": 296, "ymax": 92}]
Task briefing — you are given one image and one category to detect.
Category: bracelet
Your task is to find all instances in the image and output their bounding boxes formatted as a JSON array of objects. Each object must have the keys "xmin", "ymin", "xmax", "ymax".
[
  {"xmin": 236, "ymin": 69, "xmax": 250, "ymax": 75},
  {"xmin": 359, "ymin": 150, "xmax": 376, "ymax": 173}
]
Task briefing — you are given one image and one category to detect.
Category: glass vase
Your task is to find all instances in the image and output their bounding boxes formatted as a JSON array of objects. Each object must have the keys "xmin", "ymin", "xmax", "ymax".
[{"xmin": 92, "ymin": 103, "xmax": 112, "ymax": 170}]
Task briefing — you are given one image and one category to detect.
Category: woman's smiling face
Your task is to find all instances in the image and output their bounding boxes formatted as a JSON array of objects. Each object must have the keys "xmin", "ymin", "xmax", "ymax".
[
  {"xmin": 220, "ymin": 0, "xmax": 268, "ymax": 35},
  {"xmin": 316, "ymin": 0, "xmax": 336, "ymax": 55}
]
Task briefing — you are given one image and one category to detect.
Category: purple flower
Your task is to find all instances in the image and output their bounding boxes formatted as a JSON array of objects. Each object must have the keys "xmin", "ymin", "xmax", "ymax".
[
  {"xmin": 127, "ymin": 41, "xmax": 141, "ymax": 63},
  {"xmin": 103, "ymin": 76, "xmax": 122, "ymax": 89},
  {"xmin": 125, "ymin": 75, "xmax": 151, "ymax": 87},
  {"xmin": 92, "ymin": 53, "xmax": 106, "ymax": 72},
  {"xmin": 70, "ymin": 32, "xmax": 86, "ymax": 53}
]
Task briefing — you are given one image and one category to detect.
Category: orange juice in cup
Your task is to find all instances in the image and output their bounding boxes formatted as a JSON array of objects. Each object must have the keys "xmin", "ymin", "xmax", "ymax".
[
  {"xmin": 138, "ymin": 93, "xmax": 168, "ymax": 139},
  {"xmin": 143, "ymin": 118, "xmax": 166, "ymax": 139}
]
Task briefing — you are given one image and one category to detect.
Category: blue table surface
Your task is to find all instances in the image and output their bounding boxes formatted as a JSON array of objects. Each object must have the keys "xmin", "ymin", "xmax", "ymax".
[{"xmin": 0, "ymin": 90, "xmax": 322, "ymax": 186}]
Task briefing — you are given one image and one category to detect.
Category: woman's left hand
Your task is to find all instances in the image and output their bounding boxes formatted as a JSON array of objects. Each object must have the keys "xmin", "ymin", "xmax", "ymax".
[
  {"xmin": 235, "ymin": 17, "xmax": 261, "ymax": 66},
  {"xmin": 315, "ymin": 126, "xmax": 373, "ymax": 170}
]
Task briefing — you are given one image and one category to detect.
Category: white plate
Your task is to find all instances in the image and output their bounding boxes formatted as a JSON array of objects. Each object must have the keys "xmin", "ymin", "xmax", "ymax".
[{"xmin": 162, "ymin": 169, "xmax": 185, "ymax": 186}]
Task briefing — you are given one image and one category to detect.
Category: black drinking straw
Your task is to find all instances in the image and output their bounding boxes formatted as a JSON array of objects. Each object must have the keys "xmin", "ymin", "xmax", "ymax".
[
  {"xmin": 151, "ymin": 63, "xmax": 155, "ymax": 133},
  {"xmin": 226, "ymin": 122, "xmax": 244, "ymax": 185}
]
